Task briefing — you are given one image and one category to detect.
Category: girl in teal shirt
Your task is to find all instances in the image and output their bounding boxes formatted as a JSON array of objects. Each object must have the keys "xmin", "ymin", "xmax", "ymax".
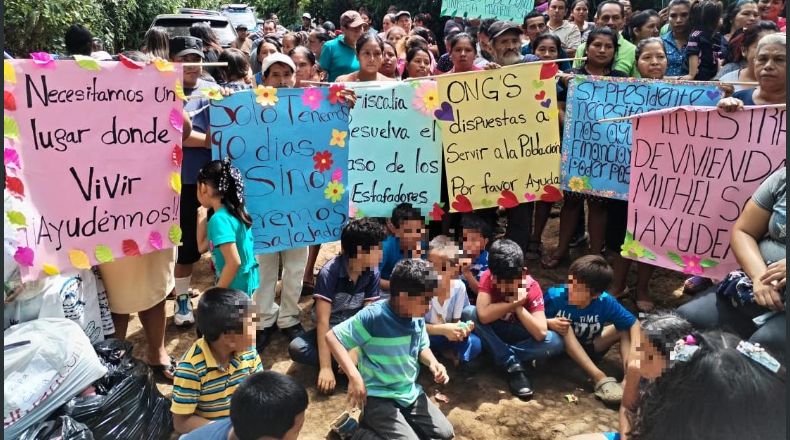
[{"xmin": 197, "ymin": 159, "xmax": 259, "ymax": 296}]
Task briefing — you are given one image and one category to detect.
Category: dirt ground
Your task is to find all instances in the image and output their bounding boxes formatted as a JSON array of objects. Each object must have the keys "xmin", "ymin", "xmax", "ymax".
[{"xmin": 126, "ymin": 212, "xmax": 690, "ymax": 440}]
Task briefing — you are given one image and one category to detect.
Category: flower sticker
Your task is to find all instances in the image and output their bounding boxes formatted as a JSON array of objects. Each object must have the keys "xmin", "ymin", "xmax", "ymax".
[
  {"xmin": 668, "ymin": 252, "xmax": 718, "ymax": 274},
  {"xmin": 429, "ymin": 203, "xmax": 445, "ymax": 222},
  {"xmin": 331, "ymin": 167, "xmax": 343, "ymax": 182},
  {"xmin": 313, "ymin": 150, "xmax": 334, "ymax": 172},
  {"xmin": 621, "ymin": 232, "xmax": 656, "ymax": 260},
  {"xmin": 301, "ymin": 88, "xmax": 323, "ymax": 110},
  {"xmin": 200, "ymin": 87, "xmax": 224, "ymax": 100},
  {"xmin": 30, "ymin": 52, "xmax": 55, "ymax": 67},
  {"xmin": 412, "ymin": 82, "xmax": 439, "ymax": 115},
  {"xmin": 329, "ymin": 128, "xmax": 347, "ymax": 148},
  {"xmin": 254, "ymin": 86, "xmax": 278, "ymax": 106},
  {"xmin": 328, "ymin": 84, "xmax": 346, "ymax": 105},
  {"xmin": 568, "ymin": 176, "xmax": 590, "ymax": 192},
  {"xmin": 324, "ymin": 181, "xmax": 345, "ymax": 203}
]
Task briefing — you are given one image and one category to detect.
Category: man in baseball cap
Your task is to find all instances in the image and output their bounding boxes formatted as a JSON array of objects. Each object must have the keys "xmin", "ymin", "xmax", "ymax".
[
  {"xmin": 319, "ymin": 10, "xmax": 366, "ymax": 81},
  {"xmin": 261, "ymin": 52, "xmax": 297, "ymax": 88},
  {"xmin": 301, "ymin": 13, "xmax": 314, "ymax": 31},
  {"xmin": 394, "ymin": 10, "xmax": 412, "ymax": 32},
  {"xmin": 488, "ymin": 21, "xmax": 536, "ymax": 66},
  {"xmin": 169, "ymin": 35, "xmax": 205, "ymax": 60}
]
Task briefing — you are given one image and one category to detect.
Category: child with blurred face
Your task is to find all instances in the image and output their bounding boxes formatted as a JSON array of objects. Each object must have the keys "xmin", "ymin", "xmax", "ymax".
[
  {"xmin": 326, "ymin": 259, "xmax": 454, "ymax": 440},
  {"xmin": 379, "ymin": 203, "xmax": 427, "ymax": 291},
  {"xmin": 459, "ymin": 214, "xmax": 491, "ymax": 302}
]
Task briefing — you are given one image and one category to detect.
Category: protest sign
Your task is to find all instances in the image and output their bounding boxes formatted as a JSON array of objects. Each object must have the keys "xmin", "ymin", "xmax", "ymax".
[
  {"xmin": 561, "ymin": 77, "xmax": 721, "ymax": 200},
  {"xmin": 625, "ymin": 106, "xmax": 786, "ymax": 280},
  {"xmin": 441, "ymin": 0, "xmax": 535, "ymax": 21},
  {"xmin": 347, "ymin": 81, "xmax": 442, "ymax": 219},
  {"xmin": 435, "ymin": 62, "xmax": 563, "ymax": 213},
  {"xmin": 4, "ymin": 59, "xmax": 183, "ymax": 281},
  {"xmin": 210, "ymin": 85, "xmax": 350, "ymax": 253}
]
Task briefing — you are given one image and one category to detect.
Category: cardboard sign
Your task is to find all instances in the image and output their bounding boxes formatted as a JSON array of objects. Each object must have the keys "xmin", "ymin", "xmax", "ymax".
[
  {"xmin": 347, "ymin": 81, "xmax": 443, "ymax": 219},
  {"xmin": 435, "ymin": 62, "xmax": 563, "ymax": 213},
  {"xmin": 4, "ymin": 59, "xmax": 183, "ymax": 281},
  {"xmin": 625, "ymin": 106, "xmax": 786, "ymax": 280},
  {"xmin": 210, "ymin": 86, "xmax": 350, "ymax": 253},
  {"xmin": 562, "ymin": 77, "xmax": 722, "ymax": 199},
  {"xmin": 440, "ymin": 0, "xmax": 535, "ymax": 21}
]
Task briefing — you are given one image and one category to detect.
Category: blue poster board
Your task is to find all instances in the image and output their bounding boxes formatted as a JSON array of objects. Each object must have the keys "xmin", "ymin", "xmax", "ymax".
[
  {"xmin": 210, "ymin": 87, "xmax": 350, "ymax": 253},
  {"xmin": 561, "ymin": 76, "xmax": 722, "ymax": 200},
  {"xmin": 347, "ymin": 81, "xmax": 443, "ymax": 218}
]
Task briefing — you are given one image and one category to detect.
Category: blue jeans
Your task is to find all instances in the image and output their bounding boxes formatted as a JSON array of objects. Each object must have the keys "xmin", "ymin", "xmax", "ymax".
[
  {"xmin": 429, "ymin": 333, "xmax": 482, "ymax": 364},
  {"xmin": 462, "ymin": 305, "xmax": 564, "ymax": 369}
]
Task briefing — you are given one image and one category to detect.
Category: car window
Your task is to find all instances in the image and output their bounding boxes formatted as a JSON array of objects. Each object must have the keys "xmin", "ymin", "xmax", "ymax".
[
  {"xmin": 152, "ymin": 18, "xmax": 236, "ymax": 47},
  {"xmin": 223, "ymin": 10, "xmax": 257, "ymax": 29}
]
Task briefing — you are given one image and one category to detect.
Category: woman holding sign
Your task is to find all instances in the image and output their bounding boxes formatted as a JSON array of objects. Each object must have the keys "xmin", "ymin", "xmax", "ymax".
[
  {"xmin": 717, "ymin": 32, "xmax": 786, "ymax": 106},
  {"xmin": 607, "ymin": 38, "xmax": 670, "ymax": 312},
  {"xmin": 543, "ymin": 27, "xmax": 628, "ymax": 269}
]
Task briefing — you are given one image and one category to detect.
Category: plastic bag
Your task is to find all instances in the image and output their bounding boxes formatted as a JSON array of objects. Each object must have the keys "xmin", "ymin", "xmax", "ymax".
[
  {"xmin": 59, "ymin": 339, "xmax": 173, "ymax": 440},
  {"xmin": 18, "ymin": 415, "xmax": 94, "ymax": 440}
]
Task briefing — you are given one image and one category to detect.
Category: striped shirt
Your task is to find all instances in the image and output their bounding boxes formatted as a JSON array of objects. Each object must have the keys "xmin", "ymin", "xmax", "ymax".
[
  {"xmin": 333, "ymin": 300, "xmax": 429, "ymax": 407},
  {"xmin": 171, "ymin": 338, "xmax": 262, "ymax": 419}
]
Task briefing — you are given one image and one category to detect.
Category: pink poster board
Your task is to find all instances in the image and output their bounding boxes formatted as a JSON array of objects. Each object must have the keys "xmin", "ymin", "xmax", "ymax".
[
  {"xmin": 4, "ymin": 58, "xmax": 184, "ymax": 281},
  {"xmin": 625, "ymin": 105, "xmax": 786, "ymax": 281}
]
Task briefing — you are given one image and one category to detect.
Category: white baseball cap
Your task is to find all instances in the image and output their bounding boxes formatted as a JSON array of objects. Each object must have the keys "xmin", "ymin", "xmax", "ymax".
[{"xmin": 261, "ymin": 52, "xmax": 296, "ymax": 76}]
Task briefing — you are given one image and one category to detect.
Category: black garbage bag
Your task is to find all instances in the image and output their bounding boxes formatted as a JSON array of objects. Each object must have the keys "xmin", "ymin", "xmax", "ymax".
[
  {"xmin": 18, "ymin": 416, "xmax": 94, "ymax": 440},
  {"xmin": 58, "ymin": 338, "xmax": 174, "ymax": 440}
]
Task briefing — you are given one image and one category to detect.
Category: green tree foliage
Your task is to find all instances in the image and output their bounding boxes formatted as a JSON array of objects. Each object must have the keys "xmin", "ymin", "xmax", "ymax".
[{"xmin": 4, "ymin": 0, "xmax": 108, "ymax": 55}]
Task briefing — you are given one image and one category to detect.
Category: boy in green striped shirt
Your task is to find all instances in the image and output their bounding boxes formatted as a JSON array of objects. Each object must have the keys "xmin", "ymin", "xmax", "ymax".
[{"xmin": 327, "ymin": 259, "xmax": 455, "ymax": 439}]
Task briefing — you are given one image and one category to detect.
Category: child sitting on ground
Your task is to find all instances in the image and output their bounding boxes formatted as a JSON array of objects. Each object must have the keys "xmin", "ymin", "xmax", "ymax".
[
  {"xmin": 327, "ymin": 259, "xmax": 454, "ymax": 440},
  {"xmin": 425, "ymin": 235, "xmax": 483, "ymax": 371},
  {"xmin": 543, "ymin": 255, "xmax": 640, "ymax": 404},
  {"xmin": 179, "ymin": 371, "xmax": 308, "ymax": 440},
  {"xmin": 379, "ymin": 203, "xmax": 427, "ymax": 291},
  {"xmin": 288, "ymin": 218, "xmax": 387, "ymax": 395},
  {"xmin": 171, "ymin": 287, "xmax": 262, "ymax": 434},
  {"xmin": 462, "ymin": 239, "xmax": 564, "ymax": 399},
  {"xmin": 458, "ymin": 214, "xmax": 491, "ymax": 303}
]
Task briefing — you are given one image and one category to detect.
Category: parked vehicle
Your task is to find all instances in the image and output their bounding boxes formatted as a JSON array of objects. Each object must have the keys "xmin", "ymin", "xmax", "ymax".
[
  {"xmin": 150, "ymin": 13, "xmax": 237, "ymax": 47},
  {"xmin": 220, "ymin": 4, "xmax": 257, "ymax": 30}
]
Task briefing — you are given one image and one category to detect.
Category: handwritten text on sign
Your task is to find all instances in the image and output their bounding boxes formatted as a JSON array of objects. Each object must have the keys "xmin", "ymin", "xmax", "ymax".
[
  {"xmin": 4, "ymin": 60, "xmax": 182, "ymax": 281},
  {"xmin": 561, "ymin": 77, "xmax": 721, "ymax": 200},
  {"xmin": 436, "ymin": 62, "xmax": 563, "ymax": 212},
  {"xmin": 210, "ymin": 87, "xmax": 350, "ymax": 253},
  {"xmin": 441, "ymin": 0, "xmax": 535, "ymax": 21},
  {"xmin": 625, "ymin": 106, "xmax": 786, "ymax": 280},
  {"xmin": 347, "ymin": 81, "xmax": 442, "ymax": 218}
]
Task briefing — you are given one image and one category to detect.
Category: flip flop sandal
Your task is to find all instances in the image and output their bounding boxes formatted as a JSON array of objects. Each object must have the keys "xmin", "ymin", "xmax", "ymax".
[
  {"xmin": 148, "ymin": 355, "xmax": 176, "ymax": 381},
  {"xmin": 683, "ymin": 276, "xmax": 713, "ymax": 295},
  {"xmin": 594, "ymin": 377, "xmax": 623, "ymax": 404}
]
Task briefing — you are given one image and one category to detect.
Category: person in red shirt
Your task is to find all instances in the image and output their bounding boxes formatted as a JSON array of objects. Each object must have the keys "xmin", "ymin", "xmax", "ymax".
[{"xmin": 461, "ymin": 239, "xmax": 563, "ymax": 399}]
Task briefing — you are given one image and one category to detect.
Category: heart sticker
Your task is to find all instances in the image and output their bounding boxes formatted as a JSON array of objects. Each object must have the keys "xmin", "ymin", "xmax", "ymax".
[
  {"xmin": 540, "ymin": 185, "xmax": 563, "ymax": 202},
  {"xmin": 532, "ymin": 80, "xmax": 545, "ymax": 88},
  {"xmin": 541, "ymin": 98, "xmax": 552, "ymax": 108},
  {"xmin": 540, "ymin": 62, "xmax": 559, "ymax": 80},
  {"xmin": 497, "ymin": 190, "xmax": 520, "ymax": 209},
  {"xmin": 534, "ymin": 90, "xmax": 546, "ymax": 101},
  {"xmin": 433, "ymin": 102, "xmax": 454, "ymax": 121},
  {"xmin": 524, "ymin": 193, "xmax": 537, "ymax": 202},
  {"xmin": 706, "ymin": 90, "xmax": 720, "ymax": 100},
  {"xmin": 451, "ymin": 194, "xmax": 473, "ymax": 212}
]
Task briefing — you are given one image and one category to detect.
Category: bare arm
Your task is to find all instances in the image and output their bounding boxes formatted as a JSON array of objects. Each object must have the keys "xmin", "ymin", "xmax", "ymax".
[
  {"xmin": 476, "ymin": 291, "xmax": 523, "ymax": 324},
  {"xmin": 686, "ymin": 54, "xmax": 699, "ymax": 80},
  {"xmin": 515, "ymin": 308, "xmax": 548, "ymax": 341},
  {"xmin": 619, "ymin": 360, "xmax": 642, "ymax": 440},
  {"xmin": 732, "ymin": 199, "xmax": 771, "ymax": 281},
  {"xmin": 325, "ymin": 330, "xmax": 367, "ymax": 408},
  {"xmin": 216, "ymin": 243, "xmax": 241, "ymax": 288},
  {"xmin": 173, "ymin": 414, "xmax": 210, "ymax": 434},
  {"xmin": 419, "ymin": 347, "xmax": 449, "ymax": 384},
  {"xmin": 196, "ymin": 208, "xmax": 208, "ymax": 254},
  {"xmin": 315, "ymin": 299, "xmax": 336, "ymax": 393}
]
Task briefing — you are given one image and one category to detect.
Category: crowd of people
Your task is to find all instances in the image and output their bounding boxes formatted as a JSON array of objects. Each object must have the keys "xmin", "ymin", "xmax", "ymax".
[{"xmin": 6, "ymin": 0, "xmax": 787, "ymax": 439}]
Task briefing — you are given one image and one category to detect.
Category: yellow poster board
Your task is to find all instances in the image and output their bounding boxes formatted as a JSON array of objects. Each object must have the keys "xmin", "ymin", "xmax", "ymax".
[{"xmin": 435, "ymin": 63, "xmax": 563, "ymax": 212}]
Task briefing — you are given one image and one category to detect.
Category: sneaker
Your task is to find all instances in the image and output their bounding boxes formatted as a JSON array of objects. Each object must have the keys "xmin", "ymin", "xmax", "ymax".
[
  {"xmin": 569, "ymin": 232, "xmax": 588, "ymax": 249},
  {"xmin": 173, "ymin": 294, "xmax": 195, "ymax": 327},
  {"xmin": 506, "ymin": 363, "xmax": 534, "ymax": 399},
  {"xmin": 281, "ymin": 323, "xmax": 305, "ymax": 341},
  {"xmin": 330, "ymin": 411, "xmax": 359, "ymax": 439}
]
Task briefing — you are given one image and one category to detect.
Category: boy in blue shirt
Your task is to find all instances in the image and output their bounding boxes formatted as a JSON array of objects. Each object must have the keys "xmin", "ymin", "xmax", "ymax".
[
  {"xmin": 379, "ymin": 203, "xmax": 427, "ymax": 291},
  {"xmin": 326, "ymin": 259, "xmax": 454, "ymax": 440},
  {"xmin": 458, "ymin": 214, "xmax": 491, "ymax": 303},
  {"xmin": 288, "ymin": 218, "xmax": 386, "ymax": 395},
  {"xmin": 544, "ymin": 255, "xmax": 640, "ymax": 404}
]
